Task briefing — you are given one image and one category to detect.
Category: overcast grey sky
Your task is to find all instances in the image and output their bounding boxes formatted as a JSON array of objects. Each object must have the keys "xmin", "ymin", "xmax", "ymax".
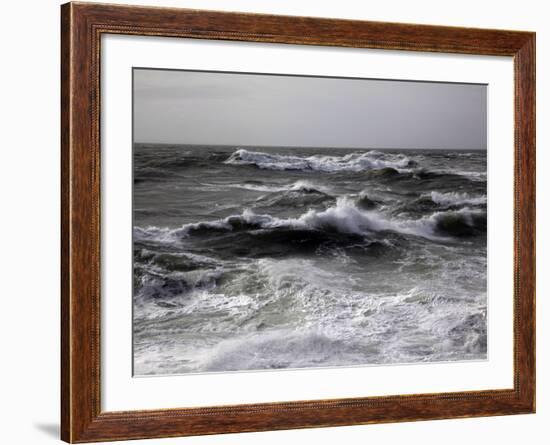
[{"xmin": 133, "ymin": 68, "xmax": 486, "ymax": 150}]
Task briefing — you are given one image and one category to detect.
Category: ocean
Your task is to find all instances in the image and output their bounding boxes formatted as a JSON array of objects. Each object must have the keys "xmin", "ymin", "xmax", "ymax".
[{"xmin": 133, "ymin": 144, "xmax": 487, "ymax": 376}]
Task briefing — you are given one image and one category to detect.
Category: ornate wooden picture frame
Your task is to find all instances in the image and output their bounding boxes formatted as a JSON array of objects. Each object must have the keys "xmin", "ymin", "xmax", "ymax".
[{"xmin": 61, "ymin": 2, "xmax": 535, "ymax": 442}]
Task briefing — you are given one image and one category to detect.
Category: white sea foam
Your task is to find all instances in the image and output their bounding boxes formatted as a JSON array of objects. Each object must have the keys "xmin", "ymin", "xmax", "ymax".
[
  {"xmin": 292, "ymin": 198, "xmax": 483, "ymax": 240},
  {"xmin": 429, "ymin": 191, "xmax": 487, "ymax": 206},
  {"xmin": 134, "ymin": 225, "xmax": 175, "ymax": 243},
  {"xmin": 227, "ymin": 179, "xmax": 331, "ymax": 194},
  {"xmin": 134, "ymin": 250, "xmax": 487, "ymax": 374},
  {"xmin": 225, "ymin": 148, "xmax": 412, "ymax": 172},
  {"xmin": 198, "ymin": 329, "xmax": 364, "ymax": 372}
]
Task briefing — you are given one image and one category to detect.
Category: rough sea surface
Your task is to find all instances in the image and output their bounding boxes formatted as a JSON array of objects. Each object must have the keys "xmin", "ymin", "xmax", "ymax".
[{"xmin": 133, "ymin": 145, "xmax": 487, "ymax": 376}]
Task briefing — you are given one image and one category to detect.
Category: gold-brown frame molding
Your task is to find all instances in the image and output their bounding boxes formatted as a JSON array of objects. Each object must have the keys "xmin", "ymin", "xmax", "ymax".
[{"xmin": 61, "ymin": 2, "xmax": 535, "ymax": 442}]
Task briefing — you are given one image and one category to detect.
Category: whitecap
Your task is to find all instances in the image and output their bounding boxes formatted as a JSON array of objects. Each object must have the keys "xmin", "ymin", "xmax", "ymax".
[
  {"xmin": 134, "ymin": 197, "xmax": 486, "ymax": 244},
  {"xmin": 429, "ymin": 191, "xmax": 487, "ymax": 206}
]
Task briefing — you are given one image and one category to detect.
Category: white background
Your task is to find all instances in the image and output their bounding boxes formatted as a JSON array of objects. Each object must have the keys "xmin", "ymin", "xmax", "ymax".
[{"xmin": 0, "ymin": 0, "xmax": 547, "ymax": 444}]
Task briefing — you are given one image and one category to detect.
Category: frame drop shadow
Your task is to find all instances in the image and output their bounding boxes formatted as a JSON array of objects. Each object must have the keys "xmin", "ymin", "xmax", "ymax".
[{"xmin": 33, "ymin": 423, "xmax": 59, "ymax": 439}]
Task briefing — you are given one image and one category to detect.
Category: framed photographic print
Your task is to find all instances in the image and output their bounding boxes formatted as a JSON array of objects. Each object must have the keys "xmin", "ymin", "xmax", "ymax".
[{"xmin": 61, "ymin": 2, "xmax": 535, "ymax": 443}]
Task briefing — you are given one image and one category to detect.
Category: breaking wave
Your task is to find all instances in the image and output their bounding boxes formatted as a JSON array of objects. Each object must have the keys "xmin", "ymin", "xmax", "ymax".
[
  {"xmin": 228, "ymin": 179, "xmax": 331, "ymax": 195},
  {"xmin": 135, "ymin": 197, "xmax": 486, "ymax": 245},
  {"xmin": 225, "ymin": 148, "xmax": 413, "ymax": 172},
  {"xmin": 429, "ymin": 191, "xmax": 487, "ymax": 207}
]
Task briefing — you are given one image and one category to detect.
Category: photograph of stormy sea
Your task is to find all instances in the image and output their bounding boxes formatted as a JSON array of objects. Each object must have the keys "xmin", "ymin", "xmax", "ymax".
[{"xmin": 132, "ymin": 69, "xmax": 487, "ymax": 376}]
